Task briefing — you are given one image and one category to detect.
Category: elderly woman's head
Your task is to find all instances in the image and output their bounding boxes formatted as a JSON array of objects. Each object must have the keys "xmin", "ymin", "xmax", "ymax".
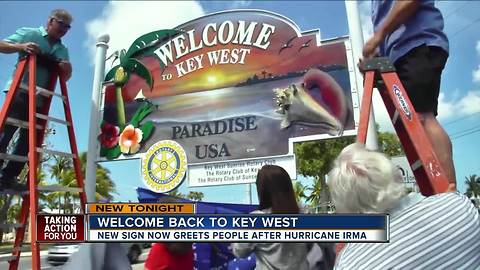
[{"xmin": 328, "ymin": 143, "xmax": 406, "ymax": 213}]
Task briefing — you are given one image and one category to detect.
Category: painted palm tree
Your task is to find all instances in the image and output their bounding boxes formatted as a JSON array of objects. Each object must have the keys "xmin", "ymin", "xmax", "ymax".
[
  {"xmin": 105, "ymin": 29, "xmax": 179, "ymax": 127},
  {"xmin": 465, "ymin": 174, "xmax": 480, "ymax": 199}
]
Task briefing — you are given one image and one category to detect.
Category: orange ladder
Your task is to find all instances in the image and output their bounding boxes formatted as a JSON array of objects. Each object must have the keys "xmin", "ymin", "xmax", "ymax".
[
  {"xmin": 357, "ymin": 57, "xmax": 450, "ymax": 195},
  {"xmin": 0, "ymin": 54, "xmax": 86, "ymax": 270}
]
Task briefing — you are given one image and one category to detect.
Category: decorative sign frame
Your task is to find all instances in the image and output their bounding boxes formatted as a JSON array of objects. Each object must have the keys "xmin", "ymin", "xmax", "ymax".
[{"xmin": 98, "ymin": 10, "xmax": 360, "ymax": 189}]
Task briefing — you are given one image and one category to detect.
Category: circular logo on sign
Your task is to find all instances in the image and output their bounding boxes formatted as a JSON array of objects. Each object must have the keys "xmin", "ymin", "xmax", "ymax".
[{"xmin": 141, "ymin": 140, "xmax": 187, "ymax": 193}]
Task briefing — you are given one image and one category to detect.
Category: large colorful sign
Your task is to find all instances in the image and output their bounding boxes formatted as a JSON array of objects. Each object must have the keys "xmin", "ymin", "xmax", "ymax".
[{"xmin": 98, "ymin": 10, "xmax": 359, "ymax": 189}]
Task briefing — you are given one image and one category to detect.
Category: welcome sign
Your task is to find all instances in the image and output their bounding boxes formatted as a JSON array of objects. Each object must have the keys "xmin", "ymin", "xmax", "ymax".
[{"xmin": 99, "ymin": 10, "xmax": 358, "ymax": 190}]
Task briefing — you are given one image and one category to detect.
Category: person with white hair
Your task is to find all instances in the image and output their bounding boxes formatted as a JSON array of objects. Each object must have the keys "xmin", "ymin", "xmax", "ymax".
[{"xmin": 328, "ymin": 143, "xmax": 480, "ymax": 270}]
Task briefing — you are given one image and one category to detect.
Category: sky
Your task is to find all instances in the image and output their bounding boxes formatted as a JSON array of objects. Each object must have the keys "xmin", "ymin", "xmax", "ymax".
[{"xmin": 0, "ymin": 1, "xmax": 479, "ymax": 204}]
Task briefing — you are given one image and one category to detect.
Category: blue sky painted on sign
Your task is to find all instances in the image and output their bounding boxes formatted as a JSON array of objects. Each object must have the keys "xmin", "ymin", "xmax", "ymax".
[{"xmin": 0, "ymin": 1, "xmax": 479, "ymax": 204}]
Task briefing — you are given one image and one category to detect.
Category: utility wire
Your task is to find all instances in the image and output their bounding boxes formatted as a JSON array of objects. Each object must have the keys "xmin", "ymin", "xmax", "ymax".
[
  {"xmin": 444, "ymin": 112, "xmax": 480, "ymax": 126},
  {"xmin": 452, "ymin": 128, "xmax": 480, "ymax": 140},
  {"xmin": 449, "ymin": 124, "xmax": 480, "ymax": 137},
  {"xmin": 451, "ymin": 16, "xmax": 480, "ymax": 38},
  {"xmin": 444, "ymin": 2, "xmax": 469, "ymax": 19}
]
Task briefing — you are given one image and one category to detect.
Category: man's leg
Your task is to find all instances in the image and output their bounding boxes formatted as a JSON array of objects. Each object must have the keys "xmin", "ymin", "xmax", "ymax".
[
  {"xmin": 395, "ymin": 46, "xmax": 455, "ymax": 191},
  {"xmin": 0, "ymin": 93, "xmax": 28, "ymax": 190},
  {"xmin": 2, "ymin": 127, "xmax": 29, "ymax": 180},
  {"xmin": 0, "ymin": 125, "xmax": 20, "ymax": 170},
  {"xmin": 419, "ymin": 112, "xmax": 456, "ymax": 190}
]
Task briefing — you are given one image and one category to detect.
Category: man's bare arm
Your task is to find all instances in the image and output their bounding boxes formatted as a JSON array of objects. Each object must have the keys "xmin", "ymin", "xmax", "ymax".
[
  {"xmin": 363, "ymin": 0, "xmax": 420, "ymax": 58},
  {"xmin": 0, "ymin": 40, "xmax": 40, "ymax": 54},
  {"xmin": 58, "ymin": 60, "xmax": 72, "ymax": 81}
]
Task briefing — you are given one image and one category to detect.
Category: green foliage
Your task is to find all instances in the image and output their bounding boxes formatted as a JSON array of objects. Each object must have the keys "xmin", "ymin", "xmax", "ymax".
[
  {"xmin": 293, "ymin": 181, "xmax": 307, "ymax": 203},
  {"xmin": 167, "ymin": 189, "xmax": 186, "ymax": 199},
  {"xmin": 294, "ymin": 128, "xmax": 403, "ymax": 212},
  {"xmin": 465, "ymin": 174, "xmax": 480, "ymax": 198},
  {"xmin": 140, "ymin": 121, "xmax": 154, "ymax": 142},
  {"xmin": 130, "ymin": 103, "xmax": 155, "ymax": 127},
  {"xmin": 102, "ymin": 29, "xmax": 179, "ymax": 160},
  {"xmin": 100, "ymin": 103, "xmax": 155, "ymax": 160},
  {"xmin": 104, "ymin": 65, "xmax": 120, "ymax": 82},
  {"xmin": 295, "ymin": 136, "xmax": 355, "ymax": 179},
  {"xmin": 187, "ymin": 191, "xmax": 204, "ymax": 202},
  {"xmin": 294, "ymin": 136, "xmax": 355, "ymax": 212},
  {"xmin": 378, "ymin": 131, "xmax": 404, "ymax": 157}
]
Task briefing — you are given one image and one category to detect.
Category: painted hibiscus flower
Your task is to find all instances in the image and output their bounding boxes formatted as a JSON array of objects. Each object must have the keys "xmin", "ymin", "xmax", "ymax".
[
  {"xmin": 98, "ymin": 123, "xmax": 120, "ymax": 148},
  {"xmin": 119, "ymin": 124, "xmax": 143, "ymax": 154}
]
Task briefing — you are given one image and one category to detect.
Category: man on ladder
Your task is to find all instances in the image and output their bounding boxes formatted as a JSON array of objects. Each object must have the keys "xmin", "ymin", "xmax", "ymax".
[
  {"xmin": 362, "ymin": 0, "xmax": 456, "ymax": 191},
  {"xmin": 0, "ymin": 9, "xmax": 73, "ymax": 191}
]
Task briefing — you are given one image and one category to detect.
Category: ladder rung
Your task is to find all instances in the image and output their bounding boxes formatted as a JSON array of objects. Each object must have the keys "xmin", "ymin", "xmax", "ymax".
[
  {"xmin": 0, "ymin": 255, "xmax": 17, "ymax": 262},
  {"xmin": 36, "ymin": 148, "xmax": 76, "ymax": 158},
  {"xmin": 11, "ymin": 245, "xmax": 30, "ymax": 253},
  {"xmin": 392, "ymin": 110, "xmax": 399, "ymax": 124},
  {"xmin": 0, "ymin": 223, "xmax": 23, "ymax": 230},
  {"xmin": 0, "ymin": 153, "xmax": 28, "ymax": 162},
  {"xmin": 38, "ymin": 184, "xmax": 82, "ymax": 193},
  {"xmin": 36, "ymin": 113, "xmax": 70, "ymax": 126},
  {"xmin": 19, "ymin": 83, "xmax": 66, "ymax": 101},
  {"xmin": 411, "ymin": 160, "xmax": 423, "ymax": 171},
  {"xmin": 0, "ymin": 190, "xmax": 28, "ymax": 196},
  {"xmin": 6, "ymin": 117, "xmax": 43, "ymax": 130}
]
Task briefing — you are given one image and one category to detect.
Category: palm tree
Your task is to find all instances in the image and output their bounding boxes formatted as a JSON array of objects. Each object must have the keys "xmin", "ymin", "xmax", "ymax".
[
  {"xmin": 187, "ymin": 191, "xmax": 204, "ymax": 202},
  {"xmin": 50, "ymin": 156, "xmax": 72, "ymax": 213},
  {"xmin": 78, "ymin": 153, "xmax": 116, "ymax": 201},
  {"xmin": 104, "ymin": 29, "xmax": 179, "ymax": 127},
  {"xmin": 306, "ymin": 177, "xmax": 322, "ymax": 212},
  {"xmin": 167, "ymin": 189, "xmax": 186, "ymax": 199},
  {"xmin": 293, "ymin": 181, "xmax": 307, "ymax": 203},
  {"xmin": 465, "ymin": 174, "xmax": 480, "ymax": 199},
  {"xmin": 306, "ymin": 176, "xmax": 331, "ymax": 213},
  {"xmin": 261, "ymin": 70, "xmax": 267, "ymax": 79},
  {"xmin": 48, "ymin": 153, "xmax": 116, "ymax": 212}
]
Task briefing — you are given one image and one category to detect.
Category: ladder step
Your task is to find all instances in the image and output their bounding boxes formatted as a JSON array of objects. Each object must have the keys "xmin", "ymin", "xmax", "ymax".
[
  {"xmin": 37, "ymin": 184, "xmax": 82, "ymax": 193},
  {"xmin": 411, "ymin": 160, "xmax": 423, "ymax": 171},
  {"xmin": 36, "ymin": 113, "xmax": 71, "ymax": 126},
  {"xmin": 19, "ymin": 83, "xmax": 66, "ymax": 101},
  {"xmin": 0, "ymin": 223, "xmax": 23, "ymax": 230},
  {"xmin": 0, "ymin": 255, "xmax": 16, "ymax": 262},
  {"xmin": 0, "ymin": 153, "xmax": 28, "ymax": 162},
  {"xmin": 11, "ymin": 245, "xmax": 30, "ymax": 253},
  {"xmin": 0, "ymin": 190, "xmax": 28, "ymax": 196},
  {"xmin": 0, "ymin": 149, "xmax": 75, "ymax": 161},
  {"xmin": 6, "ymin": 117, "xmax": 43, "ymax": 130},
  {"xmin": 392, "ymin": 110, "xmax": 399, "ymax": 125},
  {"xmin": 36, "ymin": 148, "xmax": 76, "ymax": 158}
]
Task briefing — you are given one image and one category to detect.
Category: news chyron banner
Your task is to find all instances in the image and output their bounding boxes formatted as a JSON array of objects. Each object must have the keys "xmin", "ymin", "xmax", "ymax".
[
  {"xmin": 98, "ymin": 9, "xmax": 359, "ymax": 192},
  {"xmin": 37, "ymin": 204, "xmax": 389, "ymax": 243}
]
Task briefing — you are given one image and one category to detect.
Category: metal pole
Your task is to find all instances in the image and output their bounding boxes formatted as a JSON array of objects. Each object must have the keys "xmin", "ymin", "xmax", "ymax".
[
  {"xmin": 345, "ymin": 0, "xmax": 379, "ymax": 150},
  {"xmin": 246, "ymin": 183, "xmax": 252, "ymax": 204},
  {"xmin": 86, "ymin": 34, "xmax": 109, "ymax": 202}
]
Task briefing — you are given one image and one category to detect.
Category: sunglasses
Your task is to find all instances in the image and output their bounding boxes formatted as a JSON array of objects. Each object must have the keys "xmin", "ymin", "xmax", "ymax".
[{"xmin": 52, "ymin": 18, "xmax": 71, "ymax": 30}]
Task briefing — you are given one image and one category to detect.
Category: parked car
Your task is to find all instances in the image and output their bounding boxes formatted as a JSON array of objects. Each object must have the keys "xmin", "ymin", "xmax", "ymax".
[
  {"xmin": 47, "ymin": 244, "xmax": 79, "ymax": 266},
  {"xmin": 47, "ymin": 243, "xmax": 147, "ymax": 266}
]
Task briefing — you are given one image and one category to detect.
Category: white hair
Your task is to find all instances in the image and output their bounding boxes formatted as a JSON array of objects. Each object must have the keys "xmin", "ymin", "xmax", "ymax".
[{"xmin": 327, "ymin": 143, "xmax": 406, "ymax": 213}]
